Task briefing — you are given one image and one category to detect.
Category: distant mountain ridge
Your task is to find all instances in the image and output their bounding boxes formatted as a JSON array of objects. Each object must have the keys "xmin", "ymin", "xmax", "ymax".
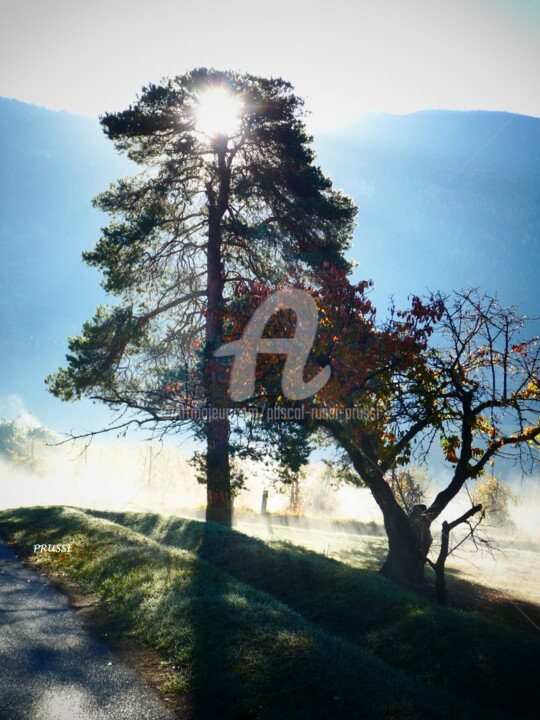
[
  {"xmin": 315, "ymin": 109, "xmax": 540, "ymax": 311},
  {"xmin": 1, "ymin": 98, "xmax": 539, "ymax": 429}
]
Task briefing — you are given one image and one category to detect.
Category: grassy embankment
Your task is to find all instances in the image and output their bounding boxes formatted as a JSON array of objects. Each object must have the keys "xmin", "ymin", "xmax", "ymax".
[{"xmin": 1, "ymin": 505, "xmax": 538, "ymax": 720}]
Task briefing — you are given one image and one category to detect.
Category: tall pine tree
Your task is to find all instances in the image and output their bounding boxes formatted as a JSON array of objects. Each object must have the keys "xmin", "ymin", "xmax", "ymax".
[{"xmin": 47, "ymin": 68, "xmax": 356, "ymax": 524}]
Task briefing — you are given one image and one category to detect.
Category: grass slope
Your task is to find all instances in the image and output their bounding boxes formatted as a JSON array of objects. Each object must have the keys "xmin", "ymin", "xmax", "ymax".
[
  {"xmin": 87, "ymin": 509, "xmax": 540, "ymax": 719},
  {"xmin": 0, "ymin": 507, "xmax": 530, "ymax": 719}
]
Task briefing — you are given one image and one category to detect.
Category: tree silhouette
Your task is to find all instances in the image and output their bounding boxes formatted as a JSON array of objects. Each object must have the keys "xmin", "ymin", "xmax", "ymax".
[{"xmin": 46, "ymin": 68, "xmax": 356, "ymax": 524}]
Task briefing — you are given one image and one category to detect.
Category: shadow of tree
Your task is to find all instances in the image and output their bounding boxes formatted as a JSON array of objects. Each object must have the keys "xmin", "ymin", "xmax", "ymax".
[{"xmin": 84, "ymin": 508, "xmax": 540, "ymax": 719}]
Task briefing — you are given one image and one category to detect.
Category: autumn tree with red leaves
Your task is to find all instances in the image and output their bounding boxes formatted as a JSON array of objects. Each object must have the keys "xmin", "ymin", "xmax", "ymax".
[{"xmin": 219, "ymin": 273, "xmax": 540, "ymax": 586}]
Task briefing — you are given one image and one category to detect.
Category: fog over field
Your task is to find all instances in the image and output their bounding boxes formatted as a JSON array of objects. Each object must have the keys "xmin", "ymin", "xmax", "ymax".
[{"xmin": 2, "ymin": 430, "xmax": 538, "ymax": 606}]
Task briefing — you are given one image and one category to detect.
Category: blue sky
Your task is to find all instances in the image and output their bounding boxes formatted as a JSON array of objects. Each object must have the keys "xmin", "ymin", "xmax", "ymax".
[{"xmin": 1, "ymin": 0, "xmax": 539, "ymax": 129}]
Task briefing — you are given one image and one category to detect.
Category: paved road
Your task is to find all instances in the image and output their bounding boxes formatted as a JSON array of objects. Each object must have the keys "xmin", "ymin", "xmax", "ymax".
[{"xmin": 0, "ymin": 541, "xmax": 178, "ymax": 720}]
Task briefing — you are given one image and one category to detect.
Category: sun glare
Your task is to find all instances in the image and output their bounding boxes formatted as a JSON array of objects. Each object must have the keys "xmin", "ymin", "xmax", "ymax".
[{"xmin": 195, "ymin": 88, "xmax": 242, "ymax": 138}]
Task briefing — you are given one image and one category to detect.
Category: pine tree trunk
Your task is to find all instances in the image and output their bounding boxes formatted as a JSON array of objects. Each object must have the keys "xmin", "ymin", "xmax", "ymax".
[
  {"xmin": 204, "ymin": 138, "xmax": 232, "ymax": 526},
  {"xmin": 206, "ymin": 417, "xmax": 232, "ymax": 525},
  {"xmin": 205, "ymin": 241, "xmax": 232, "ymax": 525}
]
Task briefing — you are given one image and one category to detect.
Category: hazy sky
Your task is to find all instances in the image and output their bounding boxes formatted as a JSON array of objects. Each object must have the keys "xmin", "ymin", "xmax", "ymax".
[{"xmin": 1, "ymin": 0, "xmax": 539, "ymax": 129}]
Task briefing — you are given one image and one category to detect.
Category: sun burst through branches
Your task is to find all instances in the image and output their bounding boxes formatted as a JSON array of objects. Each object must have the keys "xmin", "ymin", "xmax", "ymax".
[{"xmin": 195, "ymin": 87, "xmax": 242, "ymax": 138}]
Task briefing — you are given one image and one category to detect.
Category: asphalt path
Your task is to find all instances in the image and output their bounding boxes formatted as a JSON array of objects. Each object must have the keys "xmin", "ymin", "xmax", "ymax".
[{"xmin": 0, "ymin": 541, "xmax": 178, "ymax": 720}]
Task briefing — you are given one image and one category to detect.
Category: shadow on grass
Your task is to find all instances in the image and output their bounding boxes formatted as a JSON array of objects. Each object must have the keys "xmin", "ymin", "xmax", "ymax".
[{"xmin": 85, "ymin": 508, "xmax": 540, "ymax": 720}]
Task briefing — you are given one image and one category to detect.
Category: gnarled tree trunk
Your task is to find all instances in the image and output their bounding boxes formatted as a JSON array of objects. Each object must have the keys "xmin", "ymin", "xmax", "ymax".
[
  {"xmin": 340, "ymin": 435, "xmax": 429, "ymax": 584},
  {"xmin": 379, "ymin": 498, "xmax": 429, "ymax": 584},
  {"xmin": 328, "ymin": 423, "xmax": 431, "ymax": 585}
]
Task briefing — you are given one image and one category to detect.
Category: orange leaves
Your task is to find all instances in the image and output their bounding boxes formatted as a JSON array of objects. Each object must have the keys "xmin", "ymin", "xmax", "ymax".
[
  {"xmin": 521, "ymin": 379, "xmax": 540, "ymax": 400},
  {"xmin": 471, "ymin": 416, "xmax": 500, "ymax": 445},
  {"xmin": 521, "ymin": 424, "xmax": 540, "ymax": 441},
  {"xmin": 473, "ymin": 415, "xmax": 491, "ymax": 434},
  {"xmin": 164, "ymin": 381, "xmax": 183, "ymax": 395},
  {"xmin": 486, "ymin": 422, "xmax": 540, "ymax": 453},
  {"xmin": 511, "ymin": 342, "xmax": 528, "ymax": 355},
  {"xmin": 441, "ymin": 435, "xmax": 460, "ymax": 463}
]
